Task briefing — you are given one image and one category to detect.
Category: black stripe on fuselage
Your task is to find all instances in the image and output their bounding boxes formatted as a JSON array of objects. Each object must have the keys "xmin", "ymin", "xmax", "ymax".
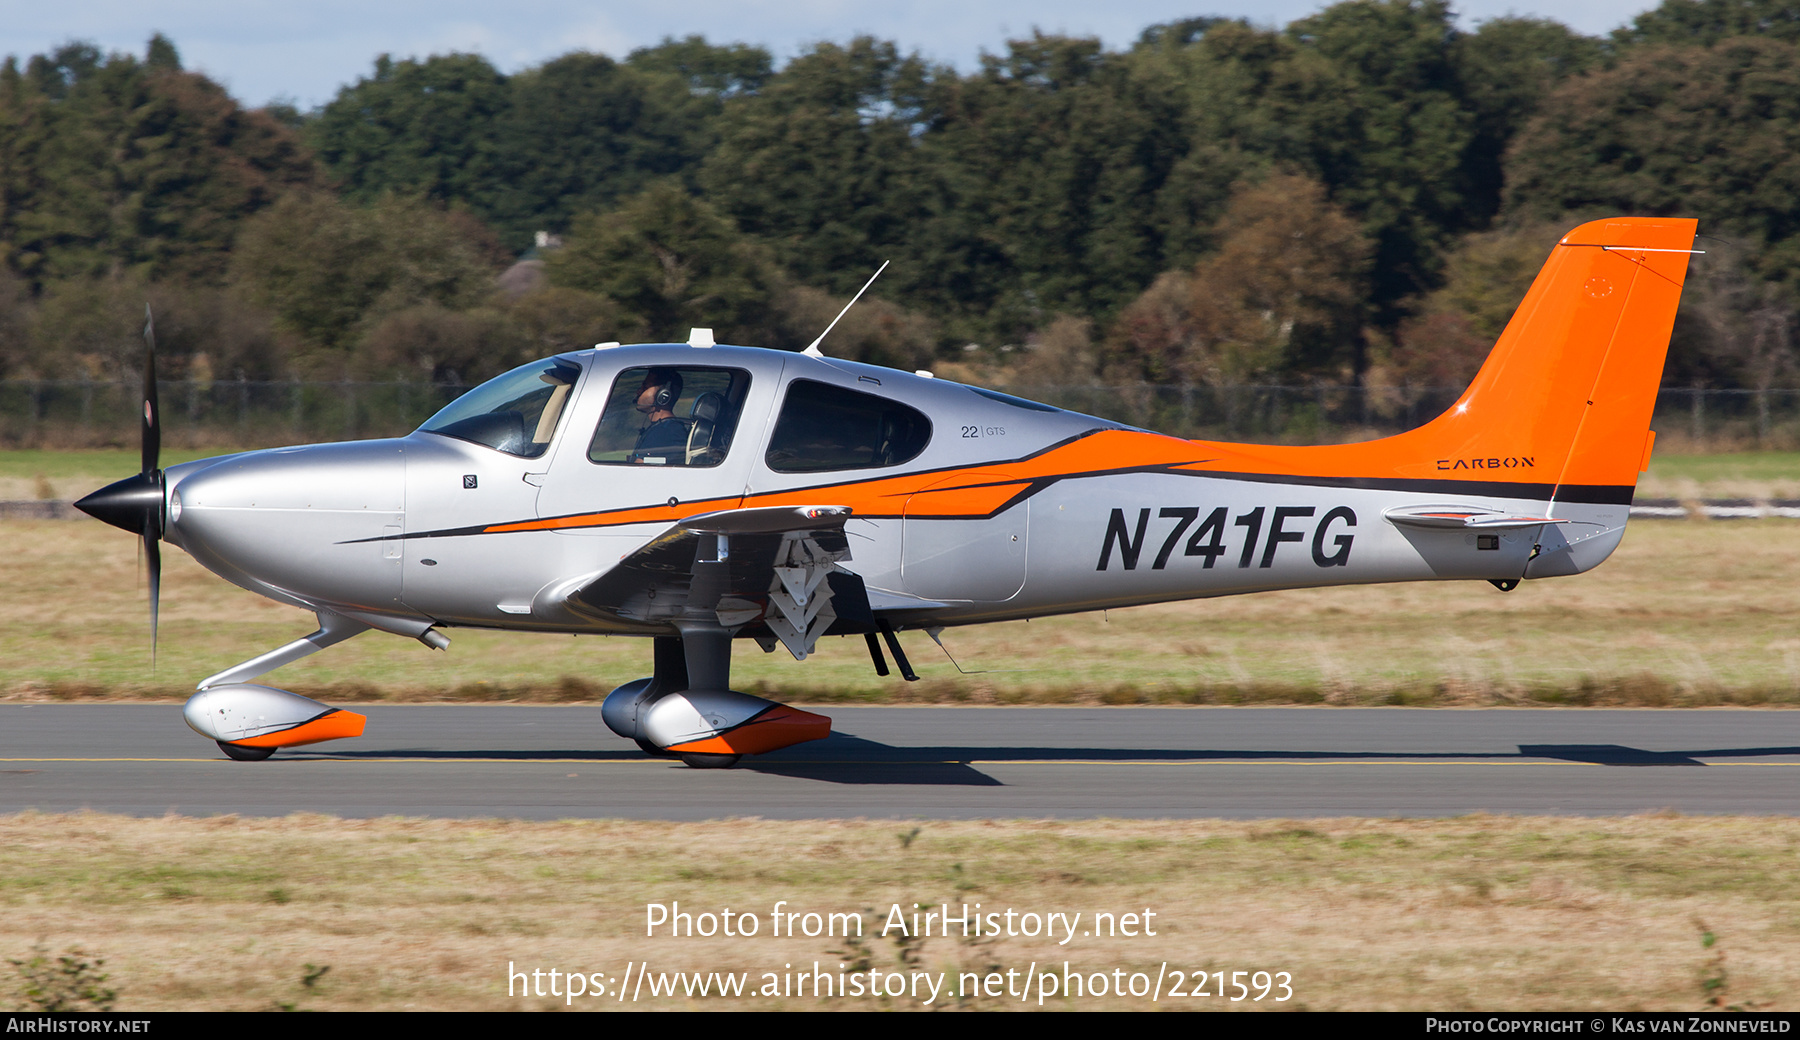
[{"xmin": 1195, "ymin": 470, "xmax": 1634, "ymax": 505}]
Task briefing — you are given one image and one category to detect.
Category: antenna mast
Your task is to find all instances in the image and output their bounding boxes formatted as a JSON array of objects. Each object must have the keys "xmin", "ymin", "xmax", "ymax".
[{"xmin": 802, "ymin": 261, "xmax": 890, "ymax": 357}]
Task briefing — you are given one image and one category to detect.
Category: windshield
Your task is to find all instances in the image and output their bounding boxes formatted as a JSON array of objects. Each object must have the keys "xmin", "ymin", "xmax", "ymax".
[{"xmin": 418, "ymin": 358, "xmax": 582, "ymax": 458}]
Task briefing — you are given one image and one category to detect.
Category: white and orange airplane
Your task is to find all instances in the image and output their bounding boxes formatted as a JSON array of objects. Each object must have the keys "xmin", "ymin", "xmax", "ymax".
[{"xmin": 77, "ymin": 216, "xmax": 1697, "ymax": 766}]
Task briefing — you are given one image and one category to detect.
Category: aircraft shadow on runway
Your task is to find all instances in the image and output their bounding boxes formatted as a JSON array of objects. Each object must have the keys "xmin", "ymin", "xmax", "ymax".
[
  {"xmin": 293, "ymin": 736, "xmax": 1800, "ymax": 786},
  {"xmin": 301, "ymin": 737, "xmax": 1002, "ymax": 786}
]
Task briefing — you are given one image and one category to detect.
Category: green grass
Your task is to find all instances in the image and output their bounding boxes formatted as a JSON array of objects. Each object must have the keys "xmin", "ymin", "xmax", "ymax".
[
  {"xmin": 1644, "ymin": 450, "xmax": 1800, "ymax": 487},
  {"xmin": 0, "ymin": 448, "xmax": 245, "ymax": 481}
]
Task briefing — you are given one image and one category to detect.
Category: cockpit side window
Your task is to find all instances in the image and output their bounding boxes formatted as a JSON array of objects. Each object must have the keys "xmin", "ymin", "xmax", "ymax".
[
  {"xmin": 764, "ymin": 379, "xmax": 932, "ymax": 473},
  {"xmin": 418, "ymin": 359, "xmax": 581, "ymax": 458},
  {"xmin": 587, "ymin": 366, "xmax": 752, "ymax": 467}
]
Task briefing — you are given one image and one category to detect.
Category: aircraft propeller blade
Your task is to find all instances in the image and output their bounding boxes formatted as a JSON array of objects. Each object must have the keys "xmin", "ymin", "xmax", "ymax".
[
  {"xmin": 146, "ymin": 530, "xmax": 160, "ymax": 664},
  {"xmin": 74, "ymin": 304, "xmax": 165, "ymax": 661},
  {"xmin": 141, "ymin": 305, "xmax": 161, "ymax": 660},
  {"xmin": 141, "ymin": 305, "xmax": 160, "ymax": 478}
]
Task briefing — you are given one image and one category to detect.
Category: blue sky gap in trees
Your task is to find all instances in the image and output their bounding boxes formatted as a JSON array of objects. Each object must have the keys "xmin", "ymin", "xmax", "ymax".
[{"xmin": 8, "ymin": 1, "xmax": 1660, "ymax": 109}]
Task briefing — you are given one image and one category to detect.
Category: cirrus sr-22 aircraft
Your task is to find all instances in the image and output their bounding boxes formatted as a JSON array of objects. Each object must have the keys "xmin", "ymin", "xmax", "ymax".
[{"xmin": 77, "ymin": 216, "xmax": 1697, "ymax": 767}]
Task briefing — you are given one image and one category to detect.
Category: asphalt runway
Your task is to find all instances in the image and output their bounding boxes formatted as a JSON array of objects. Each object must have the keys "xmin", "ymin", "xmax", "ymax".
[{"xmin": 1, "ymin": 704, "xmax": 1797, "ymax": 820}]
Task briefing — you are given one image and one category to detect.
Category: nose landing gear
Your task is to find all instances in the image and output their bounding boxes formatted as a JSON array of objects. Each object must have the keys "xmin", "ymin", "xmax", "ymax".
[
  {"xmin": 184, "ymin": 684, "xmax": 367, "ymax": 761},
  {"xmin": 216, "ymin": 742, "xmax": 275, "ymax": 762}
]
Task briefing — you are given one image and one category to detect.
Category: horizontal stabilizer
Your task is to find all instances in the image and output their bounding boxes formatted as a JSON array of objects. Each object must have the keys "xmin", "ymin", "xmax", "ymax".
[{"xmin": 1384, "ymin": 505, "xmax": 1556, "ymax": 530}]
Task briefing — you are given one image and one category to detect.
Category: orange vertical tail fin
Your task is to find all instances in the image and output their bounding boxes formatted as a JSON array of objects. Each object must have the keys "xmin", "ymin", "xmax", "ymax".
[
  {"xmin": 1423, "ymin": 216, "xmax": 1697, "ymax": 502},
  {"xmin": 1201, "ymin": 216, "xmax": 1698, "ymax": 505}
]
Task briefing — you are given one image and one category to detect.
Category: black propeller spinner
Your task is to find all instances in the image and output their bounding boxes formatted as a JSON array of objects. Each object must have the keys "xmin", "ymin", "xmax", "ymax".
[{"xmin": 75, "ymin": 306, "xmax": 164, "ymax": 654}]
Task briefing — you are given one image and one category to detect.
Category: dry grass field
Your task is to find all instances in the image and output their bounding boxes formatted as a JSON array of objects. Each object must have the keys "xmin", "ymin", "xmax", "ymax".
[
  {"xmin": 4, "ymin": 451, "xmax": 1799, "ymax": 1013},
  {"xmin": 1, "ymin": 512, "xmax": 1797, "ymax": 706},
  {"xmin": 2, "ymin": 812, "xmax": 1795, "ymax": 1011}
]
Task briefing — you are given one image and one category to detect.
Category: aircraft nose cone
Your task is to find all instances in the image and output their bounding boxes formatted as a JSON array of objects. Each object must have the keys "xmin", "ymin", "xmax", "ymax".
[{"xmin": 75, "ymin": 472, "xmax": 164, "ymax": 536}]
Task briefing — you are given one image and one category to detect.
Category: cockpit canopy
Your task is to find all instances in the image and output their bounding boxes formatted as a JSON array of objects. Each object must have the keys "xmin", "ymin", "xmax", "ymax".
[
  {"xmin": 418, "ymin": 358, "xmax": 581, "ymax": 458},
  {"xmin": 418, "ymin": 346, "xmax": 1097, "ymax": 469}
]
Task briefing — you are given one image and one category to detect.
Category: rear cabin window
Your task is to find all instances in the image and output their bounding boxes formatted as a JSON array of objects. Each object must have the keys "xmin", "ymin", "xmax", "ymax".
[
  {"xmin": 764, "ymin": 379, "xmax": 932, "ymax": 473},
  {"xmin": 587, "ymin": 366, "xmax": 752, "ymax": 467}
]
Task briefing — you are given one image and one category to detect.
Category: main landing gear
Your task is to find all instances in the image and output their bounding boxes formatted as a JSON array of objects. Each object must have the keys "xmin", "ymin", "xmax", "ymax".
[{"xmin": 601, "ymin": 625, "xmax": 832, "ymax": 768}]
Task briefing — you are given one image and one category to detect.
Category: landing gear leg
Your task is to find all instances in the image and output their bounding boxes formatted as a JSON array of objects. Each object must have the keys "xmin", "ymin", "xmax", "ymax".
[
  {"xmin": 604, "ymin": 636, "xmax": 686, "ymax": 757},
  {"xmin": 670, "ymin": 623, "xmax": 741, "ymax": 769}
]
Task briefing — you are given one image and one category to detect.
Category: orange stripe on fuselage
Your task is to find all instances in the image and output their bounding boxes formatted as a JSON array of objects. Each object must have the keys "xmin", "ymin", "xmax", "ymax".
[{"xmin": 483, "ymin": 494, "xmax": 746, "ymax": 534}]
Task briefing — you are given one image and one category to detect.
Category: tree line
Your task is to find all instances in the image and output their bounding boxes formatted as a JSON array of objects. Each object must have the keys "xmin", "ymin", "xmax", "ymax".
[{"xmin": 3, "ymin": 1, "xmax": 1800, "ymax": 408}]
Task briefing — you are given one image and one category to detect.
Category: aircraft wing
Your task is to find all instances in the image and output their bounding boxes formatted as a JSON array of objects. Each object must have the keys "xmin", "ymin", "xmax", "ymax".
[{"xmin": 566, "ymin": 505, "xmax": 875, "ymax": 659}]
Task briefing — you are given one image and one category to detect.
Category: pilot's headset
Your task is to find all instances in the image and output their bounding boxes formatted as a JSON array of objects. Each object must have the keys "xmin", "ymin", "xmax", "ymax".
[{"xmin": 646, "ymin": 369, "xmax": 683, "ymax": 410}]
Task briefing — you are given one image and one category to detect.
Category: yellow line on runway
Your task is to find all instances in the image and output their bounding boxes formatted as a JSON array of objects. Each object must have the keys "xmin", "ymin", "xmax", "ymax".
[
  {"xmin": 891, "ymin": 759, "xmax": 1800, "ymax": 767},
  {"xmin": 5, "ymin": 756, "xmax": 1798, "ymax": 766},
  {"xmin": 0, "ymin": 757, "xmax": 664, "ymax": 764},
  {"xmin": 733, "ymin": 759, "xmax": 1800, "ymax": 767},
  {"xmin": 0, "ymin": 757, "xmax": 223, "ymax": 763}
]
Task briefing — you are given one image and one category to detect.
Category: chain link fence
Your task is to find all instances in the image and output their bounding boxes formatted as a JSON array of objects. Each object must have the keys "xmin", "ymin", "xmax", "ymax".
[
  {"xmin": 0, "ymin": 378, "xmax": 475, "ymax": 449},
  {"xmin": 992, "ymin": 385, "xmax": 1800, "ymax": 451},
  {"xmin": 4, "ymin": 377, "xmax": 1800, "ymax": 451}
]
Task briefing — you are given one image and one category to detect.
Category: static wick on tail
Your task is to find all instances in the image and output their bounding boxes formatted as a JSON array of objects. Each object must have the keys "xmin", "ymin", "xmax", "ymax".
[{"xmin": 801, "ymin": 260, "xmax": 889, "ymax": 358}]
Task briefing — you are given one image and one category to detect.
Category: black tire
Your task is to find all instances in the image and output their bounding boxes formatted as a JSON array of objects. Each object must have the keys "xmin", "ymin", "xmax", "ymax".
[
  {"xmin": 679, "ymin": 752, "xmax": 741, "ymax": 769},
  {"xmin": 636, "ymin": 739, "xmax": 677, "ymax": 759},
  {"xmin": 217, "ymin": 741, "xmax": 274, "ymax": 762}
]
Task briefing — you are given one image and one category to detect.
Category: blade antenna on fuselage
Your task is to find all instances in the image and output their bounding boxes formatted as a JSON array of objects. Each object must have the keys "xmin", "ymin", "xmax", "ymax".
[{"xmin": 802, "ymin": 260, "xmax": 889, "ymax": 358}]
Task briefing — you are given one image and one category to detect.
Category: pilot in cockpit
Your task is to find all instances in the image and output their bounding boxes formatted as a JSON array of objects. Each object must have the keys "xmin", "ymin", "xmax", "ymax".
[{"xmin": 628, "ymin": 367, "xmax": 689, "ymax": 463}]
